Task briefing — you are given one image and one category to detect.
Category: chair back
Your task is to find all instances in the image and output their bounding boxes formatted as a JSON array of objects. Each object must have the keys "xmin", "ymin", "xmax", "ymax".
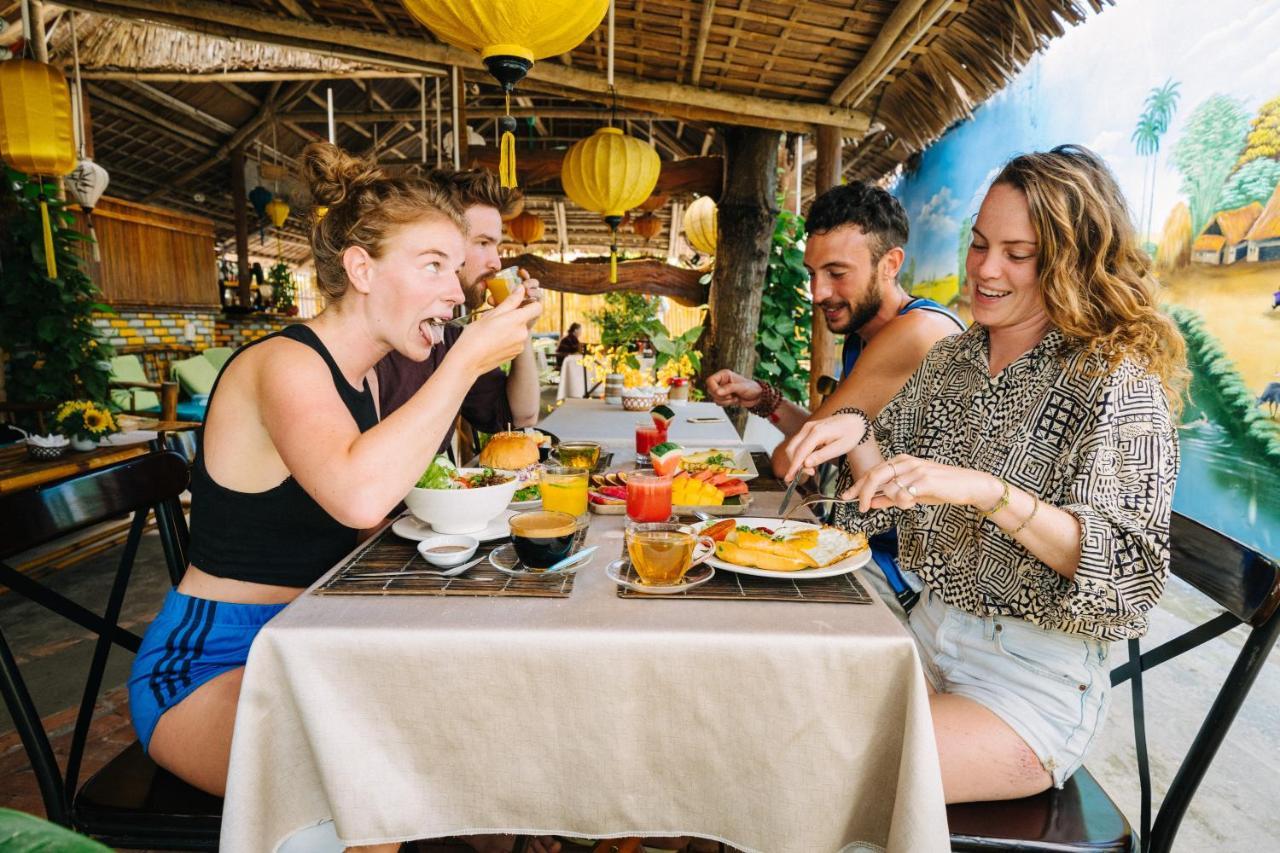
[
  {"xmin": 0, "ymin": 452, "xmax": 190, "ymax": 827},
  {"xmin": 1113, "ymin": 511, "xmax": 1280, "ymax": 853}
]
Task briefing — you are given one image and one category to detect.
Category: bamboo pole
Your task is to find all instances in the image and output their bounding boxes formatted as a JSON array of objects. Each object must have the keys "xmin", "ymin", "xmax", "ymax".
[{"xmin": 808, "ymin": 125, "xmax": 842, "ymax": 409}]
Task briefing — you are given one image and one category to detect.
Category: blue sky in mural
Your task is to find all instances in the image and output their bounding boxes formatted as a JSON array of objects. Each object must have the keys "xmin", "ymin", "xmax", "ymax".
[{"xmin": 894, "ymin": 0, "xmax": 1280, "ymax": 282}]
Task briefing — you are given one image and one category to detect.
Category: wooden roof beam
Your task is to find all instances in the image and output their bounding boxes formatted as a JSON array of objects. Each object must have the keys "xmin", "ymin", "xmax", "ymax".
[
  {"xmin": 689, "ymin": 0, "xmax": 715, "ymax": 86},
  {"xmin": 55, "ymin": 0, "xmax": 870, "ymax": 133},
  {"xmin": 76, "ymin": 70, "xmax": 429, "ymax": 83},
  {"xmin": 828, "ymin": 0, "xmax": 958, "ymax": 108}
]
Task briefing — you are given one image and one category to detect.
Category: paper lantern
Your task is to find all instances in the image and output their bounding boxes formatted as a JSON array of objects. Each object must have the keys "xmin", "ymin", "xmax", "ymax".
[
  {"xmin": 248, "ymin": 185, "xmax": 272, "ymax": 241},
  {"xmin": 506, "ymin": 210, "xmax": 545, "ymax": 246},
  {"xmin": 402, "ymin": 0, "xmax": 608, "ymax": 188},
  {"xmin": 638, "ymin": 193, "xmax": 668, "ymax": 212},
  {"xmin": 633, "ymin": 212, "xmax": 662, "ymax": 242},
  {"xmin": 501, "ymin": 194, "xmax": 525, "ymax": 221},
  {"xmin": 0, "ymin": 58, "xmax": 77, "ymax": 277},
  {"xmin": 266, "ymin": 197, "xmax": 290, "ymax": 228},
  {"xmin": 66, "ymin": 157, "xmax": 110, "ymax": 261},
  {"xmin": 561, "ymin": 126, "xmax": 661, "ymax": 282},
  {"xmin": 684, "ymin": 195, "xmax": 718, "ymax": 257}
]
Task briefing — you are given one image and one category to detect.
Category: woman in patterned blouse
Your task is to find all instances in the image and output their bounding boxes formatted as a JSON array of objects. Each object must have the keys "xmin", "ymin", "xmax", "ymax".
[{"xmin": 785, "ymin": 145, "xmax": 1185, "ymax": 803}]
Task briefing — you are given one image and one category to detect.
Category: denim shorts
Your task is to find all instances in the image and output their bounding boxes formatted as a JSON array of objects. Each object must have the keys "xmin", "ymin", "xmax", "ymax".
[
  {"xmin": 862, "ymin": 565, "xmax": 1111, "ymax": 787},
  {"xmin": 127, "ymin": 589, "xmax": 287, "ymax": 752}
]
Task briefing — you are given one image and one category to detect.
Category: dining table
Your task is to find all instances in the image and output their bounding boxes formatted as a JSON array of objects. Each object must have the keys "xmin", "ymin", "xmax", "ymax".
[
  {"xmin": 221, "ymin": 452, "xmax": 949, "ymax": 853},
  {"xmin": 538, "ymin": 398, "xmax": 745, "ymax": 448}
]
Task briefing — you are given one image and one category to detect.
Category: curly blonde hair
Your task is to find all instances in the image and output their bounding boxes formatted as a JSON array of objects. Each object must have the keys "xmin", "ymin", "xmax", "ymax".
[
  {"xmin": 994, "ymin": 144, "xmax": 1188, "ymax": 414},
  {"xmin": 302, "ymin": 143, "xmax": 467, "ymax": 302}
]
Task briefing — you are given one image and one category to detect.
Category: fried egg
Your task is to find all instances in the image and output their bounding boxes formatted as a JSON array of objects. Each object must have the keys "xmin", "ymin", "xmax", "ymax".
[{"xmin": 785, "ymin": 525, "xmax": 868, "ymax": 568}]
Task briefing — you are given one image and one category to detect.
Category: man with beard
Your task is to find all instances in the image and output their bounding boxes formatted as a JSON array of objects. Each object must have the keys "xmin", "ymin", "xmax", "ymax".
[
  {"xmin": 706, "ymin": 182, "xmax": 964, "ymax": 476},
  {"xmin": 375, "ymin": 169, "xmax": 542, "ymax": 452}
]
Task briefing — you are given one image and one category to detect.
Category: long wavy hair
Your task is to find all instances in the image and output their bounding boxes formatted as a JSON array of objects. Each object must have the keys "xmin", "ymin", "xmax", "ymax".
[{"xmin": 994, "ymin": 144, "xmax": 1188, "ymax": 414}]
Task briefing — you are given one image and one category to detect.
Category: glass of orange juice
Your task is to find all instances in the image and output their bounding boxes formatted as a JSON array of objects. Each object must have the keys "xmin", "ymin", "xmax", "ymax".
[
  {"xmin": 485, "ymin": 267, "xmax": 522, "ymax": 305},
  {"xmin": 539, "ymin": 466, "xmax": 589, "ymax": 518}
]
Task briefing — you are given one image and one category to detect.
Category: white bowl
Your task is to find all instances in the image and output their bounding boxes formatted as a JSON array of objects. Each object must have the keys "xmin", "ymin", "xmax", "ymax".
[
  {"xmin": 403, "ymin": 468, "xmax": 520, "ymax": 534},
  {"xmin": 416, "ymin": 535, "xmax": 479, "ymax": 567}
]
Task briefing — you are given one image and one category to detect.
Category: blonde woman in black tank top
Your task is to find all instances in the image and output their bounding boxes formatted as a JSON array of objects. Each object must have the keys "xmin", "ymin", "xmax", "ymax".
[{"xmin": 128, "ymin": 145, "xmax": 547, "ymax": 853}]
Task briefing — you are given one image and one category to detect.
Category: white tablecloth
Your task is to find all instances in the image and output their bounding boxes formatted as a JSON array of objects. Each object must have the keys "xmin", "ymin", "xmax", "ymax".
[
  {"xmin": 539, "ymin": 399, "xmax": 743, "ymax": 447},
  {"xmin": 221, "ymin": 490, "xmax": 949, "ymax": 853}
]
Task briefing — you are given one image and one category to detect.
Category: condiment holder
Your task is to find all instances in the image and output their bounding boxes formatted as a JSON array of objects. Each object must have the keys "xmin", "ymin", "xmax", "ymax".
[{"xmin": 416, "ymin": 535, "xmax": 479, "ymax": 567}]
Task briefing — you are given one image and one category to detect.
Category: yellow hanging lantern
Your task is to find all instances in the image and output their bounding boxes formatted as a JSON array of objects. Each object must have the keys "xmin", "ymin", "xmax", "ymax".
[
  {"xmin": 0, "ymin": 58, "xmax": 77, "ymax": 278},
  {"xmin": 401, "ymin": 0, "xmax": 608, "ymax": 189},
  {"xmin": 506, "ymin": 210, "xmax": 545, "ymax": 247},
  {"xmin": 561, "ymin": 127, "xmax": 661, "ymax": 283},
  {"xmin": 684, "ymin": 194, "xmax": 718, "ymax": 257},
  {"xmin": 265, "ymin": 197, "xmax": 290, "ymax": 228}
]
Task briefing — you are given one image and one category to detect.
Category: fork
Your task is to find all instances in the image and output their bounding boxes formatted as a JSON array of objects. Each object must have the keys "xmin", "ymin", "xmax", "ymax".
[
  {"xmin": 346, "ymin": 556, "xmax": 485, "ymax": 579},
  {"xmin": 435, "ymin": 297, "xmax": 541, "ymax": 329}
]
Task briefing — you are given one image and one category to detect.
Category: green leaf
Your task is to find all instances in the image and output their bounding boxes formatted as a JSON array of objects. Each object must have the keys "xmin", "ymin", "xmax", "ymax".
[{"xmin": 0, "ymin": 808, "xmax": 113, "ymax": 851}]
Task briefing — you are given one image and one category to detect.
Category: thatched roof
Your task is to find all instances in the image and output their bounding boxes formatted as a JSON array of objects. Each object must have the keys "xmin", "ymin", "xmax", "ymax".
[
  {"xmin": 3, "ymin": 0, "xmax": 1108, "ymax": 263},
  {"xmin": 1198, "ymin": 202, "xmax": 1264, "ymax": 248},
  {"xmin": 1244, "ymin": 183, "xmax": 1280, "ymax": 243}
]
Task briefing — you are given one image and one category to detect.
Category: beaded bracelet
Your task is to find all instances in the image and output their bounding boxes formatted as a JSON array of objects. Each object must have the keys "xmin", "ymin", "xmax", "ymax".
[
  {"xmin": 976, "ymin": 478, "xmax": 1010, "ymax": 518},
  {"xmin": 747, "ymin": 381, "xmax": 783, "ymax": 419},
  {"xmin": 831, "ymin": 406, "xmax": 872, "ymax": 446}
]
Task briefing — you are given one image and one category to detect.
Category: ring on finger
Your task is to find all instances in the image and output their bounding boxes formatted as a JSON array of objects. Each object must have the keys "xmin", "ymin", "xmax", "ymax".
[
  {"xmin": 906, "ymin": 484, "xmax": 918, "ymax": 497},
  {"xmin": 887, "ymin": 460, "xmax": 900, "ymax": 479}
]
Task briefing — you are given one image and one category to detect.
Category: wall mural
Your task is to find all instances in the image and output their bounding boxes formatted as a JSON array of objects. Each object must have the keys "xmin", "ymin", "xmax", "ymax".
[{"xmin": 890, "ymin": 0, "xmax": 1280, "ymax": 556}]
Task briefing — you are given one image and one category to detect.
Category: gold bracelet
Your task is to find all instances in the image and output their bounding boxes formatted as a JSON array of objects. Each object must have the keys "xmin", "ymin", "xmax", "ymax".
[
  {"xmin": 976, "ymin": 478, "xmax": 1010, "ymax": 518},
  {"xmin": 1008, "ymin": 493, "xmax": 1040, "ymax": 536}
]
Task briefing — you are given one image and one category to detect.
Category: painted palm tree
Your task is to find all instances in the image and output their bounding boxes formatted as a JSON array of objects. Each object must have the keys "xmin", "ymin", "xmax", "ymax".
[{"xmin": 1132, "ymin": 79, "xmax": 1181, "ymax": 248}]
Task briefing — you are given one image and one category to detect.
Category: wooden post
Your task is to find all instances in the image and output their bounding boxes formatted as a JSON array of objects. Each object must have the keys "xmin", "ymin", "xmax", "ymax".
[
  {"xmin": 29, "ymin": 1, "xmax": 49, "ymax": 63},
  {"xmin": 701, "ymin": 125, "xmax": 781, "ymax": 432},
  {"xmin": 809, "ymin": 125, "xmax": 842, "ymax": 408},
  {"xmin": 455, "ymin": 70, "xmax": 469, "ymax": 169},
  {"xmin": 230, "ymin": 146, "xmax": 252, "ymax": 307}
]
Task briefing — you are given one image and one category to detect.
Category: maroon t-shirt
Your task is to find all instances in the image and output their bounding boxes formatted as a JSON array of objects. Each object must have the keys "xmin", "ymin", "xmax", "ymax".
[{"xmin": 374, "ymin": 325, "xmax": 513, "ymax": 454}]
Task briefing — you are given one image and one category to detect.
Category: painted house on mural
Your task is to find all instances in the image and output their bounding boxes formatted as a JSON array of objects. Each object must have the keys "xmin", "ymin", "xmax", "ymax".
[
  {"xmin": 1244, "ymin": 184, "xmax": 1280, "ymax": 263},
  {"xmin": 1192, "ymin": 201, "xmax": 1264, "ymax": 265}
]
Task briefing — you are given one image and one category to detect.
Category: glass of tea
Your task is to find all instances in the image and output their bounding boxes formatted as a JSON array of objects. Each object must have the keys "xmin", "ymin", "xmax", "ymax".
[
  {"xmin": 551, "ymin": 441, "xmax": 602, "ymax": 471},
  {"xmin": 509, "ymin": 510, "xmax": 582, "ymax": 570},
  {"xmin": 625, "ymin": 522, "xmax": 715, "ymax": 586},
  {"xmin": 626, "ymin": 471, "xmax": 672, "ymax": 523},
  {"xmin": 539, "ymin": 466, "xmax": 588, "ymax": 518}
]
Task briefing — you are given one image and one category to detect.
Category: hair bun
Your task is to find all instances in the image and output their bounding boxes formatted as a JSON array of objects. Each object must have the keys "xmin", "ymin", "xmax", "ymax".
[{"xmin": 302, "ymin": 142, "xmax": 385, "ymax": 208}]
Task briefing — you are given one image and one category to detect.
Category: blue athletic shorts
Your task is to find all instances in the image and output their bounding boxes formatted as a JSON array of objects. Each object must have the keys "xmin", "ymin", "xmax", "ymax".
[{"xmin": 127, "ymin": 589, "xmax": 287, "ymax": 752}]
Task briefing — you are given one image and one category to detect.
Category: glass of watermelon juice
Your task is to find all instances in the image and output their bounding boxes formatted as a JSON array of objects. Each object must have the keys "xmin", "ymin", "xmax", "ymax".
[
  {"xmin": 634, "ymin": 422, "xmax": 666, "ymax": 465},
  {"xmin": 626, "ymin": 472, "xmax": 673, "ymax": 523}
]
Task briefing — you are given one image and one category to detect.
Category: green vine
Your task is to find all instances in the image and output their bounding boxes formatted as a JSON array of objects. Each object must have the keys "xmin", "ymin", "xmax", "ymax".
[
  {"xmin": 587, "ymin": 291, "xmax": 661, "ymax": 348},
  {"xmin": 0, "ymin": 168, "xmax": 113, "ymax": 429},
  {"xmin": 1167, "ymin": 304, "xmax": 1280, "ymax": 462},
  {"xmin": 754, "ymin": 203, "xmax": 811, "ymax": 403}
]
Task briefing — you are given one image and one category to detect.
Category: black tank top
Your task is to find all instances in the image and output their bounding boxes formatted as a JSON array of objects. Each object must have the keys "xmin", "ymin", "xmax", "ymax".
[{"xmin": 187, "ymin": 324, "xmax": 380, "ymax": 587}]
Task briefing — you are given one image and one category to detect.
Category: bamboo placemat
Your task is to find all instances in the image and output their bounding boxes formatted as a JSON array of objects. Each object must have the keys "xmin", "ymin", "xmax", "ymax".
[
  {"xmin": 615, "ymin": 560, "xmax": 873, "ymax": 604},
  {"xmin": 314, "ymin": 529, "xmax": 574, "ymax": 597},
  {"xmin": 748, "ymin": 451, "xmax": 786, "ymax": 493}
]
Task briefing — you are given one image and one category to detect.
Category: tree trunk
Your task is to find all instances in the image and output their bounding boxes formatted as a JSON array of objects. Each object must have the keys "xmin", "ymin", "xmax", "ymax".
[
  {"xmin": 701, "ymin": 125, "xmax": 781, "ymax": 432},
  {"xmin": 809, "ymin": 125, "xmax": 842, "ymax": 408}
]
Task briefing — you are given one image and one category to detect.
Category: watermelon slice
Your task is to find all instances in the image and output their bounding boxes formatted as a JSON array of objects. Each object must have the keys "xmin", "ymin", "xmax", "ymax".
[
  {"xmin": 649, "ymin": 441, "xmax": 684, "ymax": 476},
  {"xmin": 650, "ymin": 404, "xmax": 675, "ymax": 430},
  {"xmin": 717, "ymin": 478, "xmax": 748, "ymax": 497}
]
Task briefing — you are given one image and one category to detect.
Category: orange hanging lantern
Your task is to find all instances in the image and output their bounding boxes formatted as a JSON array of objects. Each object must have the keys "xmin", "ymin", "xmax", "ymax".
[
  {"xmin": 632, "ymin": 212, "xmax": 662, "ymax": 242},
  {"xmin": 0, "ymin": 58, "xmax": 77, "ymax": 277},
  {"xmin": 506, "ymin": 210, "xmax": 545, "ymax": 247},
  {"xmin": 638, "ymin": 193, "xmax": 668, "ymax": 212}
]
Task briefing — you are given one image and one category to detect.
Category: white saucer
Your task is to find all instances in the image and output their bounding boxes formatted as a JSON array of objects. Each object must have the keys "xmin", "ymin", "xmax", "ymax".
[
  {"xmin": 508, "ymin": 498, "xmax": 542, "ymax": 511},
  {"xmin": 605, "ymin": 559, "xmax": 715, "ymax": 595},
  {"xmin": 391, "ymin": 511, "xmax": 514, "ymax": 543},
  {"xmin": 487, "ymin": 542, "xmax": 589, "ymax": 576}
]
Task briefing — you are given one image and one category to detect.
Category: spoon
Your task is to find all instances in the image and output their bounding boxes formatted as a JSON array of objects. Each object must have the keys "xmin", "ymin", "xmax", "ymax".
[
  {"xmin": 545, "ymin": 545, "xmax": 598, "ymax": 573},
  {"xmin": 430, "ymin": 297, "xmax": 541, "ymax": 329},
  {"xmin": 348, "ymin": 556, "xmax": 484, "ymax": 579}
]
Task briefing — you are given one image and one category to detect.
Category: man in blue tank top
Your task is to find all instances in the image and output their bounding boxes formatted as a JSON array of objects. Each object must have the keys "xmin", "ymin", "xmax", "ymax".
[{"xmin": 706, "ymin": 183, "xmax": 964, "ymax": 611}]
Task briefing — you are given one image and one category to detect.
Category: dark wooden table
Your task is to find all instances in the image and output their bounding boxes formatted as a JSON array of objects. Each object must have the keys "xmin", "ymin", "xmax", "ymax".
[{"xmin": 0, "ymin": 421, "xmax": 199, "ymax": 496}]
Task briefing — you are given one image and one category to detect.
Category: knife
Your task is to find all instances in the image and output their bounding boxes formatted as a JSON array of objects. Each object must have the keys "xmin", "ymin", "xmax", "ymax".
[{"xmin": 776, "ymin": 474, "xmax": 802, "ymax": 520}]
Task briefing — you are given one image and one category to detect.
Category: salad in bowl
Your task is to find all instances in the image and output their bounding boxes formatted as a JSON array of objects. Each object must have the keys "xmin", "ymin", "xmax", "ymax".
[{"xmin": 404, "ymin": 455, "xmax": 519, "ymax": 534}]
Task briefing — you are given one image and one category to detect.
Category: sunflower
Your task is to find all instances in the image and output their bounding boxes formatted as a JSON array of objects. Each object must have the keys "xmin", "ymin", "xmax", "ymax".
[{"xmin": 84, "ymin": 409, "xmax": 110, "ymax": 433}]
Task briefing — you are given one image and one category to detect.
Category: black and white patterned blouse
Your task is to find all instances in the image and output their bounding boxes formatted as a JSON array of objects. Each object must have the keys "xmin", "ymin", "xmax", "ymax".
[{"xmin": 832, "ymin": 325, "xmax": 1179, "ymax": 641}]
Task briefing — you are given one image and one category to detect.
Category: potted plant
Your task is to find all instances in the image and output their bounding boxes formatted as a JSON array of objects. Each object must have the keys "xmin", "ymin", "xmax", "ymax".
[
  {"xmin": 646, "ymin": 321, "xmax": 703, "ymax": 403},
  {"xmin": 269, "ymin": 260, "xmax": 299, "ymax": 316},
  {"xmin": 581, "ymin": 345, "xmax": 639, "ymax": 404},
  {"xmin": 55, "ymin": 400, "xmax": 118, "ymax": 451}
]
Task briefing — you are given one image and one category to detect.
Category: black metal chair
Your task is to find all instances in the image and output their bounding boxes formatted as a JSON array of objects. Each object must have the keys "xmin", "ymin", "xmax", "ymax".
[
  {"xmin": 0, "ymin": 451, "xmax": 222, "ymax": 850},
  {"xmin": 948, "ymin": 511, "xmax": 1280, "ymax": 853}
]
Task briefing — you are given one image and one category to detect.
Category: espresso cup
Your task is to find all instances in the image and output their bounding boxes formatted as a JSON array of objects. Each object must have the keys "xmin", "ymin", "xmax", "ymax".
[{"xmin": 509, "ymin": 510, "xmax": 582, "ymax": 570}]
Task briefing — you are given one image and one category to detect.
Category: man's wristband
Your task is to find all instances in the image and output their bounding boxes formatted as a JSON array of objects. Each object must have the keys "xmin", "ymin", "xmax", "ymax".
[
  {"xmin": 831, "ymin": 406, "xmax": 872, "ymax": 446},
  {"xmin": 748, "ymin": 382, "xmax": 783, "ymax": 419}
]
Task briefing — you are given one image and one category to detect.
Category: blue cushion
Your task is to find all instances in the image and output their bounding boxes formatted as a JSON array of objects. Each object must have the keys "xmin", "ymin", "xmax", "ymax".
[{"xmin": 174, "ymin": 400, "xmax": 207, "ymax": 422}]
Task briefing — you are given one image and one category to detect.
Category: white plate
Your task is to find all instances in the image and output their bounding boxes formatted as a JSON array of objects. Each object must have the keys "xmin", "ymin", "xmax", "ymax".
[
  {"xmin": 605, "ymin": 559, "xmax": 715, "ymax": 594},
  {"xmin": 693, "ymin": 517, "xmax": 872, "ymax": 580},
  {"xmin": 508, "ymin": 498, "xmax": 542, "ymax": 511},
  {"xmin": 678, "ymin": 447, "xmax": 759, "ymax": 482},
  {"xmin": 391, "ymin": 511, "xmax": 514, "ymax": 543},
  {"xmin": 99, "ymin": 430, "xmax": 159, "ymax": 447}
]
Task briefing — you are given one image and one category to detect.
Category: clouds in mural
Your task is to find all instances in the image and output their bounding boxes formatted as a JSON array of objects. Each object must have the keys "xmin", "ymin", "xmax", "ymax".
[{"xmin": 916, "ymin": 187, "xmax": 959, "ymax": 235}]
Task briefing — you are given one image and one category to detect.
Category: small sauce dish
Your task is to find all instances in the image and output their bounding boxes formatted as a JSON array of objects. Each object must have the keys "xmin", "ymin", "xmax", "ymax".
[{"xmin": 417, "ymin": 535, "xmax": 479, "ymax": 567}]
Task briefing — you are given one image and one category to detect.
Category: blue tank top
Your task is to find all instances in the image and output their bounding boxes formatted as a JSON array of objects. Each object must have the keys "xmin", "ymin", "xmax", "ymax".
[{"xmin": 839, "ymin": 296, "xmax": 965, "ymax": 378}]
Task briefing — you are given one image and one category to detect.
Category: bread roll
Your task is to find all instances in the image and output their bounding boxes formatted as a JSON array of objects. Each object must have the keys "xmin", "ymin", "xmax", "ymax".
[{"xmin": 479, "ymin": 431, "xmax": 539, "ymax": 470}]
